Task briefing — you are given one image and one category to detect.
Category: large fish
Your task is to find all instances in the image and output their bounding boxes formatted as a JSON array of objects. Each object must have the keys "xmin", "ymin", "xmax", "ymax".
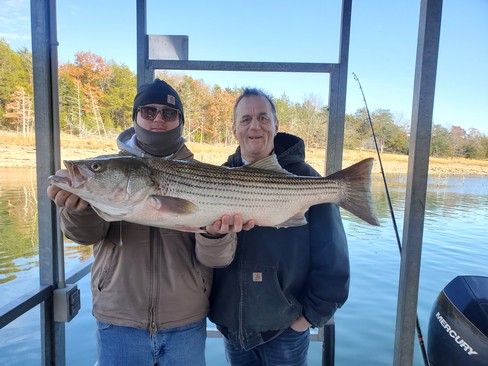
[{"xmin": 48, "ymin": 154, "xmax": 380, "ymax": 232}]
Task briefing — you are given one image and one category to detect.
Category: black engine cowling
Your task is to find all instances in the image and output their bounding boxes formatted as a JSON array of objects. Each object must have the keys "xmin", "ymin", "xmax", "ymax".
[{"xmin": 427, "ymin": 275, "xmax": 488, "ymax": 365}]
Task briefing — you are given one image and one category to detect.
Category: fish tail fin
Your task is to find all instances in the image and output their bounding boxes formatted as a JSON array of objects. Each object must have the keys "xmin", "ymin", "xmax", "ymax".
[{"xmin": 329, "ymin": 158, "xmax": 380, "ymax": 226}]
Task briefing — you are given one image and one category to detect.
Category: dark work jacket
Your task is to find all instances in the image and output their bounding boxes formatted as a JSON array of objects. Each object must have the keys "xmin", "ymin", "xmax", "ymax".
[{"xmin": 209, "ymin": 132, "xmax": 350, "ymax": 351}]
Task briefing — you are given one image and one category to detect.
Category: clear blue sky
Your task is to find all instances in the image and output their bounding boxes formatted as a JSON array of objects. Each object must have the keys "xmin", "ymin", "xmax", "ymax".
[{"xmin": 1, "ymin": 0, "xmax": 487, "ymax": 134}]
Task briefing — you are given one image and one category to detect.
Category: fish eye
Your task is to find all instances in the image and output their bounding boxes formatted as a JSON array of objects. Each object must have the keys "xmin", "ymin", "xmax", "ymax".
[{"xmin": 90, "ymin": 162, "xmax": 103, "ymax": 172}]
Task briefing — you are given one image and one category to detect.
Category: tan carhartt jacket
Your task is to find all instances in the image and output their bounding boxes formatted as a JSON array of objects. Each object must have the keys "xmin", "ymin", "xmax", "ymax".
[{"xmin": 59, "ymin": 140, "xmax": 236, "ymax": 332}]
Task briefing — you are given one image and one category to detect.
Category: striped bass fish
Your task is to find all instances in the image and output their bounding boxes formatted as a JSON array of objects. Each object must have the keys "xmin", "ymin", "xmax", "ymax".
[{"xmin": 48, "ymin": 154, "xmax": 379, "ymax": 232}]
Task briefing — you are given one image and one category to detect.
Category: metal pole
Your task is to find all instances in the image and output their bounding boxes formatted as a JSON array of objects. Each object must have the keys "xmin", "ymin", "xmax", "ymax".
[
  {"xmin": 322, "ymin": 1, "xmax": 352, "ymax": 363},
  {"xmin": 31, "ymin": 0, "xmax": 66, "ymax": 364},
  {"xmin": 136, "ymin": 0, "xmax": 153, "ymax": 86},
  {"xmin": 393, "ymin": 0, "xmax": 443, "ymax": 364},
  {"xmin": 322, "ymin": 318, "xmax": 335, "ymax": 366},
  {"xmin": 325, "ymin": 0, "xmax": 352, "ymax": 175}
]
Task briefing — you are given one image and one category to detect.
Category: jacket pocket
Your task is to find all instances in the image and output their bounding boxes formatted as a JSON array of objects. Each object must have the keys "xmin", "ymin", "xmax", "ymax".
[
  {"xmin": 241, "ymin": 262, "xmax": 300, "ymax": 331},
  {"xmin": 96, "ymin": 242, "xmax": 117, "ymax": 291},
  {"xmin": 191, "ymin": 250, "xmax": 213, "ymax": 293},
  {"xmin": 198, "ymin": 262, "xmax": 213, "ymax": 293}
]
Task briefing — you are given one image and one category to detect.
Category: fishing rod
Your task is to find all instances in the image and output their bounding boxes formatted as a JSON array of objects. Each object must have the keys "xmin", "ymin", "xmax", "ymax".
[{"xmin": 352, "ymin": 72, "xmax": 429, "ymax": 366}]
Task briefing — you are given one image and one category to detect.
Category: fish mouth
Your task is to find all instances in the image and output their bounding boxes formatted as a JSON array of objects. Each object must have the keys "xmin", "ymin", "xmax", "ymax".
[
  {"xmin": 47, "ymin": 174, "xmax": 72, "ymax": 187},
  {"xmin": 63, "ymin": 161, "xmax": 88, "ymax": 188}
]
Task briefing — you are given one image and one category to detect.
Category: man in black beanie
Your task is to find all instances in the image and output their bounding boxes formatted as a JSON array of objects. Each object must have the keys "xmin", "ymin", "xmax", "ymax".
[
  {"xmin": 120, "ymin": 78, "xmax": 186, "ymax": 158},
  {"xmin": 47, "ymin": 78, "xmax": 254, "ymax": 366}
]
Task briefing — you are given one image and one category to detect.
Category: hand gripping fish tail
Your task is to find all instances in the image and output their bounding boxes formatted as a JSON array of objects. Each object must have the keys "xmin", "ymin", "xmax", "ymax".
[{"xmin": 328, "ymin": 158, "xmax": 380, "ymax": 226}]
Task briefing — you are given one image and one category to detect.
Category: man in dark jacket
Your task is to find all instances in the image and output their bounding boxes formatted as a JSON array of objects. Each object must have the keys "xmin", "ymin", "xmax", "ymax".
[{"xmin": 209, "ymin": 88, "xmax": 350, "ymax": 365}]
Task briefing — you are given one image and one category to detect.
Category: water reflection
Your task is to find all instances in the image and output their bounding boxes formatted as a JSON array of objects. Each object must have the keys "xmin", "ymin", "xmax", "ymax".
[
  {"xmin": 0, "ymin": 167, "xmax": 92, "ymax": 291},
  {"xmin": 0, "ymin": 169, "xmax": 38, "ymax": 284}
]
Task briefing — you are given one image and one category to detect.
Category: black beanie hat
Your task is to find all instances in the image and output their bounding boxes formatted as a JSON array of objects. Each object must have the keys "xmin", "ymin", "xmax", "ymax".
[{"xmin": 132, "ymin": 79, "xmax": 184, "ymax": 123}]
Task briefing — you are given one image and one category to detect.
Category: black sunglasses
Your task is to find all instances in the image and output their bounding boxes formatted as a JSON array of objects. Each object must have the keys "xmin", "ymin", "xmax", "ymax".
[{"xmin": 138, "ymin": 106, "xmax": 179, "ymax": 122}]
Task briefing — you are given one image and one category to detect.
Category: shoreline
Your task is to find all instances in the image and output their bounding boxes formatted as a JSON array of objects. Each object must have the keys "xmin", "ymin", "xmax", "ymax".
[{"xmin": 1, "ymin": 143, "xmax": 487, "ymax": 176}]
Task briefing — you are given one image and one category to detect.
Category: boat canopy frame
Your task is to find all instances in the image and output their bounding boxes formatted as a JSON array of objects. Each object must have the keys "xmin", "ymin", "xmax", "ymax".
[{"xmin": 0, "ymin": 0, "xmax": 443, "ymax": 365}]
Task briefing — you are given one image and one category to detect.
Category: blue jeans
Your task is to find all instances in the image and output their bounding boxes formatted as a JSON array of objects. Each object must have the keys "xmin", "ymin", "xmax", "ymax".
[
  {"xmin": 96, "ymin": 318, "xmax": 207, "ymax": 366},
  {"xmin": 224, "ymin": 328, "xmax": 310, "ymax": 366}
]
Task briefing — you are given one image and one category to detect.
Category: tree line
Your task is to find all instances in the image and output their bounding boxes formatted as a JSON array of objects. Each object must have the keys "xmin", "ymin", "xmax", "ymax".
[{"xmin": 1, "ymin": 39, "xmax": 487, "ymax": 159}]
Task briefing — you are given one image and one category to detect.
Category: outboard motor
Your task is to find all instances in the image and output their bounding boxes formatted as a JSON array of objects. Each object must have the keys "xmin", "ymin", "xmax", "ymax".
[{"xmin": 427, "ymin": 276, "xmax": 488, "ymax": 365}]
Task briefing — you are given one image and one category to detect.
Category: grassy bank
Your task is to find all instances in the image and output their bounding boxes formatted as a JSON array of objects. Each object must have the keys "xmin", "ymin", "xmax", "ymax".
[{"xmin": 1, "ymin": 131, "xmax": 487, "ymax": 175}]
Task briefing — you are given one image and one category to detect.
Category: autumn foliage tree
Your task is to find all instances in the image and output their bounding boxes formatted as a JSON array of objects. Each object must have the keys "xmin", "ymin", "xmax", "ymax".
[
  {"xmin": 3, "ymin": 86, "xmax": 34, "ymax": 136},
  {"xmin": 59, "ymin": 52, "xmax": 113, "ymax": 137},
  {"xmin": 99, "ymin": 63, "xmax": 136, "ymax": 131},
  {"xmin": 0, "ymin": 39, "xmax": 32, "ymax": 130},
  {"xmin": 166, "ymin": 73, "xmax": 212, "ymax": 143}
]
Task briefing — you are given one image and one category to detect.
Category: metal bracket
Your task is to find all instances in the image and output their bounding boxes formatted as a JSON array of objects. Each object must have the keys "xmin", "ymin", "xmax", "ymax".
[{"xmin": 53, "ymin": 284, "xmax": 80, "ymax": 323}]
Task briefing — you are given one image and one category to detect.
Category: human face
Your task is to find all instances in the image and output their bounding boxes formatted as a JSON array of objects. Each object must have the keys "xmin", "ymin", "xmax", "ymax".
[
  {"xmin": 233, "ymin": 95, "xmax": 279, "ymax": 163},
  {"xmin": 136, "ymin": 104, "xmax": 180, "ymax": 132}
]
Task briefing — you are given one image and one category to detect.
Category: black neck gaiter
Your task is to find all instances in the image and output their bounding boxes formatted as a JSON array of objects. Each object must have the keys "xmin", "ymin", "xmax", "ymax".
[{"xmin": 134, "ymin": 122, "xmax": 184, "ymax": 157}]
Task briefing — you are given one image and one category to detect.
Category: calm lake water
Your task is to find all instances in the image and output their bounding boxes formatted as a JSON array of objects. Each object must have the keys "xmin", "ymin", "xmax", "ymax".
[{"xmin": 1, "ymin": 166, "xmax": 487, "ymax": 365}]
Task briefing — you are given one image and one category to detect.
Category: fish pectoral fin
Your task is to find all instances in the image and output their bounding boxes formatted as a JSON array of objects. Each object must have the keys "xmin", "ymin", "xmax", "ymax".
[
  {"xmin": 150, "ymin": 195, "xmax": 198, "ymax": 215},
  {"xmin": 274, "ymin": 212, "xmax": 308, "ymax": 228}
]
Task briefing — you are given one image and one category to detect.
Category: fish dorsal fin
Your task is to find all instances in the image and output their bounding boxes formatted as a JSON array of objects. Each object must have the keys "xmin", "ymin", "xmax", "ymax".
[{"xmin": 247, "ymin": 154, "xmax": 294, "ymax": 175}]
